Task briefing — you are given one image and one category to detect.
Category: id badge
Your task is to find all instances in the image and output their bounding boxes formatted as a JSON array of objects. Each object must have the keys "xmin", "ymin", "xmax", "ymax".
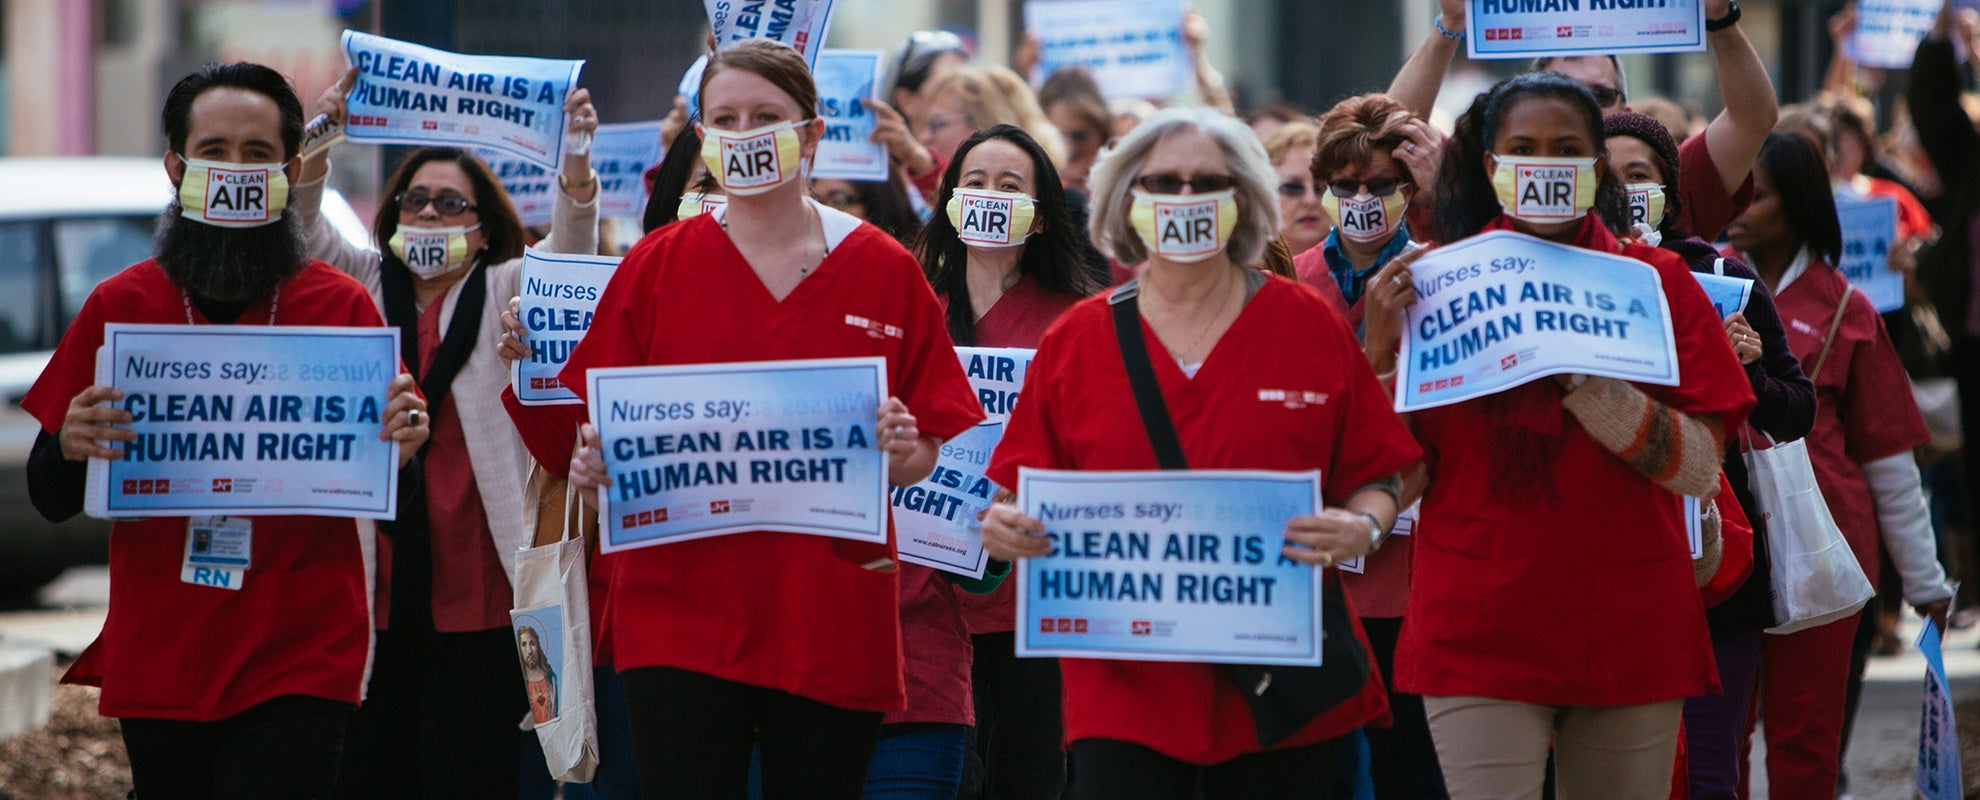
[{"xmin": 183, "ymin": 516, "xmax": 251, "ymax": 590}]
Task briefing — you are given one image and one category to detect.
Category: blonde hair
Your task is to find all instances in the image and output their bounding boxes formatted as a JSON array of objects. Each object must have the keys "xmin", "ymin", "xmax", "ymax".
[
  {"xmin": 923, "ymin": 66, "xmax": 1068, "ymax": 167},
  {"xmin": 1087, "ymin": 106, "xmax": 1280, "ymax": 267},
  {"xmin": 1262, "ymin": 120, "xmax": 1318, "ymax": 167}
]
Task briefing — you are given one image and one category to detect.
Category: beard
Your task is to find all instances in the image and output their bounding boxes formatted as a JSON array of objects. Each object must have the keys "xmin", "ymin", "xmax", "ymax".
[{"xmin": 153, "ymin": 205, "xmax": 308, "ymax": 305}]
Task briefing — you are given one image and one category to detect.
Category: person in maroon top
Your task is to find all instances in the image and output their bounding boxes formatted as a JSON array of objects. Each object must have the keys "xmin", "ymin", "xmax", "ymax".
[
  {"xmin": 980, "ymin": 106, "xmax": 1419, "ymax": 799},
  {"xmin": 1722, "ymin": 131, "xmax": 1952, "ymax": 799},
  {"xmin": 919, "ymin": 124, "xmax": 1098, "ymax": 799},
  {"xmin": 22, "ymin": 62, "xmax": 429, "ymax": 798},
  {"xmin": 544, "ymin": 40, "xmax": 983, "ymax": 799},
  {"xmin": 1389, "ymin": 0, "xmax": 1774, "ymax": 241},
  {"xmin": 1388, "ymin": 72, "xmax": 1753, "ymax": 798}
]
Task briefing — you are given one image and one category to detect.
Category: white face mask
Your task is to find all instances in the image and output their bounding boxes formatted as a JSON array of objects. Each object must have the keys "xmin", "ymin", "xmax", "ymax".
[{"xmin": 177, "ymin": 156, "xmax": 290, "ymax": 228}]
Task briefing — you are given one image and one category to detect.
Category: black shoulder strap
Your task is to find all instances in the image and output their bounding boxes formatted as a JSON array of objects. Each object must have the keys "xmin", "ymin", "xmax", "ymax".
[
  {"xmin": 380, "ymin": 256, "xmax": 489, "ymax": 421},
  {"xmin": 1110, "ymin": 282, "xmax": 1188, "ymax": 470}
]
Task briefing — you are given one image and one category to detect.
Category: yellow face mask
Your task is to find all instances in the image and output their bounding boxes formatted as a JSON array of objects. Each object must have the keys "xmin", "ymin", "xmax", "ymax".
[
  {"xmin": 677, "ymin": 191, "xmax": 726, "ymax": 220},
  {"xmin": 699, "ymin": 120, "xmax": 808, "ymax": 196},
  {"xmin": 177, "ymin": 156, "xmax": 289, "ymax": 228},
  {"xmin": 1624, "ymin": 182, "xmax": 1667, "ymax": 229},
  {"xmin": 1319, "ymin": 190, "xmax": 1409, "ymax": 243},
  {"xmin": 388, "ymin": 224, "xmax": 480, "ymax": 279},
  {"xmin": 1128, "ymin": 189, "xmax": 1239, "ymax": 263},
  {"xmin": 1490, "ymin": 154, "xmax": 1598, "ymax": 223},
  {"xmin": 946, "ymin": 189, "xmax": 1037, "ymax": 248}
]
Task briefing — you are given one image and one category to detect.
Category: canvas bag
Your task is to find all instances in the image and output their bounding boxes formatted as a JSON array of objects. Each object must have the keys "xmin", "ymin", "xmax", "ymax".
[
  {"xmin": 1752, "ymin": 288, "xmax": 1874, "ymax": 635},
  {"xmin": 512, "ymin": 456, "xmax": 599, "ymax": 781}
]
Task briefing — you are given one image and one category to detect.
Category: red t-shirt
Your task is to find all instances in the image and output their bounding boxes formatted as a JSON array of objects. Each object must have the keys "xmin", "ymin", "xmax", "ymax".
[
  {"xmin": 1765, "ymin": 259, "xmax": 1931, "ymax": 577},
  {"xmin": 22, "ymin": 261, "xmax": 381, "ymax": 721},
  {"xmin": 556, "ymin": 212, "xmax": 983, "ymax": 712},
  {"xmin": 1672, "ymin": 133, "xmax": 1755, "ymax": 242},
  {"xmin": 375, "ymin": 298, "xmax": 512, "ymax": 632},
  {"xmin": 1396, "ymin": 216, "xmax": 1754, "ymax": 706},
  {"xmin": 986, "ymin": 276, "xmax": 1422, "ymax": 764},
  {"xmin": 955, "ymin": 276, "xmax": 1083, "ymax": 636}
]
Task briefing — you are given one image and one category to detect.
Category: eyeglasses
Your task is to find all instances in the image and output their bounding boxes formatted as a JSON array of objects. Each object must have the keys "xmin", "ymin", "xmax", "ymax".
[
  {"xmin": 1278, "ymin": 181, "xmax": 1319, "ymax": 199},
  {"xmin": 1326, "ymin": 178, "xmax": 1405, "ymax": 198},
  {"xmin": 1588, "ymin": 85, "xmax": 1625, "ymax": 109},
  {"xmin": 396, "ymin": 191, "xmax": 477, "ymax": 216},
  {"xmin": 1134, "ymin": 173, "xmax": 1236, "ymax": 195}
]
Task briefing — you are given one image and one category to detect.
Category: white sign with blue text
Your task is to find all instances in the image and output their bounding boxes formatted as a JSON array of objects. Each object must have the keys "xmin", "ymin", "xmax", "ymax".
[
  {"xmin": 341, "ymin": 31, "xmax": 584, "ymax": 168},
  {"xmin": 1852, "ymin": 0, "xmax": 1943, "ymax": 69},
  {"xmin": 894, "ymin": 347, "xmax": 1036, "ymax": 578},
  {"xmin": 1015, "ymin": 468, "xmax": 1324, "ymax": 666},
  {"xmin": 1468, "ymin": 0, "xmax": 1706, "ymax": 60},
  {"xmin": 811, "ymin": 50, "xmax": 890, "ymax": 182},
  {"xmin": 1692, "ymin": 271, "xmax": 1753, "ymax": 320},
  {"xmin": 1396, "ymin": 230, "xmax": 1679, "ymax": 413},
  {"xmin": 479, "ymin": 149, "xmax": 556, "ymax": 227},
  {"xmin": 1835, "ymin": 191, "xmax": 1905, "ymax": 314},
  {"xmin": 705, "ymin": 0, "xmax": 836, "ymax": 71},
  {"xmin": 1917, "ymin": 621, "xmax": 1963, "ymax": 800},
  {"xmin": 85, "ymin": 324, "xmax": 401, "ymax": 519},
  {"xmin": 587, "ymin": 357, "xmax": 888, "ymax": 553},
  {"xmin": 1024, "ymin": 0, "xmax": 1192, "ymax": 100},
  {"xmin": 593, "ymin": 121, "xmax": 665, "ymax": 220},
  {"xmin": 513, "ymin": 248, "xmax": 621, "ymax": 406}
]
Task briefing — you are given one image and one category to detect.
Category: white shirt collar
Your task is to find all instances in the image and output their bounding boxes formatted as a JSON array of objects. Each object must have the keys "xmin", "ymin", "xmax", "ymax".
[{"xmin": 710, "ymin": 196, "xmax": 861, "ymax": 252}]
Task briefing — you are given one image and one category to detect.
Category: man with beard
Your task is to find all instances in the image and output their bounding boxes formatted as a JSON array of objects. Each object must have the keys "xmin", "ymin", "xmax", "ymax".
[{"xmin": 20, "ymin": 62, "xmax": 428, "ymax": 797}]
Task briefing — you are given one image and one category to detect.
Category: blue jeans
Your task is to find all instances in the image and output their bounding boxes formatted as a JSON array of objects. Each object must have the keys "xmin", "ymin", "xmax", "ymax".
[
  {"xmin": 863, "ymin": 723, "xmax": 969, "ymax": 799},
  {"xmin": 519, "ymin": 666, "xmax": 641, "ymax": 800}
]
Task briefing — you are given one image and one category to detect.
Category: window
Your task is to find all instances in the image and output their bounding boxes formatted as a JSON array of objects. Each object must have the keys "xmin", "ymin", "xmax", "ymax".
[
  {"xmin": 0, "ymin": 222, "xmax": 47, "ymax": 354},
  {"xmin": 55, "ymin": 215, "xmax": 154, "ymax": 330}
]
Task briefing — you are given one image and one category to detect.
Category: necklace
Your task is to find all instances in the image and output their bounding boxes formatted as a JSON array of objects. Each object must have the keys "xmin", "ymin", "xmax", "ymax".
[
  {"xmin": 1149, "ymin": 273, "xmax": 1239, "ymax": 365},
  {"xmin": 720, "ymin": 214, "xmax": 827, "ymax": 276}
]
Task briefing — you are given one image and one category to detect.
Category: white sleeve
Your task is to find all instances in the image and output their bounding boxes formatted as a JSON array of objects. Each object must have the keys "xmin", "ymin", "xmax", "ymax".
[
  {"xmin": 1863, "ymin": 452, "xmax": 1954, "ymax": 605},
  {"xmin": 291, "ymin": 162, "xmax": 384, "ymax": 297}
]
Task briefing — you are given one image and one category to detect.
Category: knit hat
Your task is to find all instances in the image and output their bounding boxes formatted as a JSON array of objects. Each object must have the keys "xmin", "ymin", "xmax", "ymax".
[{"xmin": 1602, "ymin": 112, "xmax": 1681, "ymax": 184}]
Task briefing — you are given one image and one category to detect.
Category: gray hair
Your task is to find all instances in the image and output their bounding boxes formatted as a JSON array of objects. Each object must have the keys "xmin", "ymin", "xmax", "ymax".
[
  {"xmin": 1529, "ymin": 55, "xmax": 1629, "ymax": 104},
  {"xmin": 1086, "ymin": 106, "xmax": 1280, "ymax": 267}
]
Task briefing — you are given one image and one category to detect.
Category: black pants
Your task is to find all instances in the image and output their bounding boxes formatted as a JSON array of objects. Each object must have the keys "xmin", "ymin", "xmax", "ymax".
[
  {"xmin": 335, "ymin": 626, "xmax": 529, "ymax": 799},
  {"xmin": 1071, "ymin": 736, "xmax": 1344, "ymax": 800},
  {"xmin": 962, "ymin": 631, "xmax": 1067, "ymax": 799},
  {"xmin": 1348, "ymin": 616, "xmax": 1449, "ymax": 800},
  {"xmin": 122, "ymin": 694, "xmax": 350, "ymax": 799},
  {"xmin": 620, "ymin": 666, "xmax": 882, "ymax": 800}
]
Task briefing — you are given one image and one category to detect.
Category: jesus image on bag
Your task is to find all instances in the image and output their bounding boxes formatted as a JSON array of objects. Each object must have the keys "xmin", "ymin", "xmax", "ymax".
[{"xmin": 513, "ymin": 613, "xmax": 562, "ymax": 725}]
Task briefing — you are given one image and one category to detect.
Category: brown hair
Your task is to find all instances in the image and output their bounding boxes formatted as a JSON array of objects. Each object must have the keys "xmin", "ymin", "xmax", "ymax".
[
  {"xmin": 699, "ymin": 38, "xmax": 819, "ymax": 119},
  {"xmin": 1309, "ymin": 93, "xmax": 1417, "ymax": 184},
  {"xmin": 374, "ymin": 148, "xmax": 526, "ymax": 266},
  {"xmin": 1038, "ymin": 66, "xmax": 1111, "ymax": 144},
  {"xmin": 1262, "ymin": 121, "xmax": 1317, "ymax": 168},
  {"xmin": 1259, "ymin": 237, "xmax": 1297, "ymax": 280},
  {"xmin": 923, "ymin": 66, "xmax": 1067, "ymax": 167}
]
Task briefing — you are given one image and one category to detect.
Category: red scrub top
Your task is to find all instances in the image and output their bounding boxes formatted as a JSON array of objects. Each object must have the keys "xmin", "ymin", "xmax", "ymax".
[
  {"xmin": 1396, "ymin": 216, "xmax": 1755, "ymax": 706},
  {"xmin": 1760, "ymin": 258, "xmax": 1930, "ymax": 577},
  {"xmin": 987, "ymin": 275, "xmax": 1422, "ymax": 764},
  {"xmin": 954, "ymin": 276, "xmax": 1083, "ymax": 636},
  {"xmin": 1672, "ymin": 133, "xmax": 1755, "ymax": 241},
  {"xmin": 557, "ymin": 212, "xmax": 983, "ymax": 713},
  {"xmin": 22, "ymin": 261, "xmax": 381, "ymax": 721}
]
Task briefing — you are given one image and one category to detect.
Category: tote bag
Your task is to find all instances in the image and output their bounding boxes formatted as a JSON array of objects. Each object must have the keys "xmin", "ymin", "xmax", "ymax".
[{"xmin": 512, "ymin": 459, "xmax": 599, "ymax": 782}]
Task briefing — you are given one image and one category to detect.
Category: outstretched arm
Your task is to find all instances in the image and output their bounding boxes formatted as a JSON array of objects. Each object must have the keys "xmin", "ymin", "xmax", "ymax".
[
  {"xmin": 1701, "ymin": 0, "xmax": 1779, "ymax": 197},
  {"xmin": 1388, "ymin": 0, "xmax": 1467, "ymax": 120}
]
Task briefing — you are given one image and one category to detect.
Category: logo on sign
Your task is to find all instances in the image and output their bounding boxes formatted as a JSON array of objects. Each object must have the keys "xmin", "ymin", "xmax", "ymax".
[
  {"xmin": 1336, "ymin": 195, "xmax": 1388, "ymax": 239},
  {"xmin": 1131, "ymin": 620, "xmax": 1152, "ymax": 636},
  {"xmin": 1515, "ymin": 165, "xmax": 1579, "ymax": 219},
  {"xmin": 957, "ymin": 194, "xmax": 1014, "ymax": 245},
  {"xmin": 721, "ymin": 132, "xmax": 781, "ymax": 188},
  {"xmin": 204, "ymin": 167, "xmax": 271, "ymax": 223},
  {"xmin": 1154, "ymin": 201, "xmax": 1220, "ymax": 256},
  {"xmin": 1500, "ymin": 354, "xmax": 1519, "ymax": 370},
  {"xmin": 212, "ymin": 478, "xmax": 233, "ymax": 493},
  {"xmin": 710, "ymin": 500, "xmax": 731, "ymax": 514},
  {"xmin": 402, "ymin": 232, "xmax": 449, "ymax": 270}
]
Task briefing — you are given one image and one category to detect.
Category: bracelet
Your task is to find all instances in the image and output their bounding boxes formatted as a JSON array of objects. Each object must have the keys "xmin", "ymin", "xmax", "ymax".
[
  {"xmin": 1435, "ymin": 15, "xmax": 1466, "ymax": 40},
  {"xmin": 558, "ymin": 167, "xmax": 599, "ymax": 192},
  {"xmin": 1356, "ymin": 511, "xmax": 1389, "ymax": 554},
  {"xmin": 1705, "ymin": 0, "xmax": 1741, "ymax": 32}
]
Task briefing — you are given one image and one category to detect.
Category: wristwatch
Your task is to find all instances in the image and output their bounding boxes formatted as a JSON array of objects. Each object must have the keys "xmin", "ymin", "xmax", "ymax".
[
  {"xmin": 1706, "ymin": 0, "xmax": 1741, "ymax": 32},
  {"xmin": 1357, "ymin": 511, "xmax": 1388, "ymax": 554}
]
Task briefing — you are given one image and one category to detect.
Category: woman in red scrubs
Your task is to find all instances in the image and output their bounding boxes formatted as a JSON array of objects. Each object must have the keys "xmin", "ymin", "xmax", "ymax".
[
  {"xmin": 921, "ymin": 123, "xmax": 1098, "ymax": 799},
  {"xmin": 1722, "ymin": 130, "xmax": 1950, "ymax": 798},
  {"xmin": 548, "ymin": 40, "xmax": 984, "ymax": 799},
  {"xmin": 980, "ymin": 105, "xmax": 1420, "ymax": 799},
  {"xmin": 1389, "ymin": 72, "xmax": 1753, "ymax": 798}
]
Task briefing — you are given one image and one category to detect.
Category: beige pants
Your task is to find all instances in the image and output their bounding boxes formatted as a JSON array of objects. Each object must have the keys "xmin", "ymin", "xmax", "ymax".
[{"xmin": 1422, "ymin": 696, "xmax": 1683, "ymax": 800}]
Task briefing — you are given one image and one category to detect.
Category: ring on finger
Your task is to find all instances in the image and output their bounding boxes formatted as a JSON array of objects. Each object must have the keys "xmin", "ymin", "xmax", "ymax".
[
  {"xmin": 407, "ymin": 409, "xmax": 423, "ymax": 428},
  {"xmin": 1319, "ymin": 552, "xmax": 1333, "ymax": 567}
]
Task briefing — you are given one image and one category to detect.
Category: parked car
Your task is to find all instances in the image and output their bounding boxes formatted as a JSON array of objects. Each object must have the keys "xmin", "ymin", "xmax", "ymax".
[{"xmin": 0, "ymin": 157, "xmax": 373, "ymax": 602}]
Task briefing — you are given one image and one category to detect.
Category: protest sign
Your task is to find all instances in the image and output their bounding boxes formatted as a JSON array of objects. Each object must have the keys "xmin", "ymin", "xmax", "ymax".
[
  {"xmin": 704, "ymin": 0, "xmax": 836, "ymax": 70},
  {"xmin": 1684, "ymin": 495, "xmax": 1703, "ymax": 559},
  {"xmin": 1468, "ymin": 0, "xmax": 1707, "ymax": 60},
  {"xmin": 894, "ymin": 347, "xmax": 1035, "ymax": 577},
  {"xmin": 1852, "ymin": 0, "xmax": 1942, "ymax": 69},
  {"xmin": 587, "ymin": 357, "xmax": 887, "ymax": 552},
  {"xmin": 341, "ymin": 31, "xmax": 584, "ymax": 168},
  {"xmin": 1835, "ymin": 191, "xmax": 1905, "ymax": 313},
  {"xmin": 480, "ymin": 150, "xmax": 556, "ymax": 227},
  {"xmin": 85, "ymin": 324, "xmax": 401, "ymax": 519},
  {"xmin": 1396, "ymin": 230, "xmax": 1679, "ymax": 413},
  {"xmin": 1015, "ymin": 468, "xmax": 1324, "ymax": 666},
  {"xmin": 1692, "ymin": 271, "xmax": 1753, "ymax": 320},
  {"xmin": 811, "ymin": 50, "xmax": 890, "ymax": 182},
  {"xmin": 1917, "ymin": 621, "xmax": 1963, "ymax": 800},
  {"xmin": 513, "ymin": 248, "xmax": 622, "ymax": 406},
  {"xmin": 680, "ymin": 55, "xmax": 709, "ymax": 118},
  {"xmin": 593, "ymin": 121, "xmax": 664, "ymax": 220},
  {"xmin": 1023, "ymin": 0, "xmax": 1191, "ymax": 100}
]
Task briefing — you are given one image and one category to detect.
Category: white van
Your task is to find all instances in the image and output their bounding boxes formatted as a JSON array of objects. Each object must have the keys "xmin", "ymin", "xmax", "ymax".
[{"xmin": 0, "ymin": 157, "xmax": 373, "ymax": 601}]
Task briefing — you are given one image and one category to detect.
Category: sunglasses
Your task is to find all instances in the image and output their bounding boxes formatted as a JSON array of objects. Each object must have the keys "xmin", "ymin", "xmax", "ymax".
[
  {"xmin": 396, "ymin": 191, "xmax": 477, "ymax": 216},
  {"xmin": 1588, "ymin": 85, "xmax": 1625, "ymax": 109},
  {"xmin": 1134, "ymin": 173, "xmax": 1236, "ymax": 195},
  {"xmin": 1277, "ymin": 181, "xmax": 1319, "ymax": 199},
  {"xmin": 1326, "ymin": 179, "xmax": 1405, "ymax": 198}
]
